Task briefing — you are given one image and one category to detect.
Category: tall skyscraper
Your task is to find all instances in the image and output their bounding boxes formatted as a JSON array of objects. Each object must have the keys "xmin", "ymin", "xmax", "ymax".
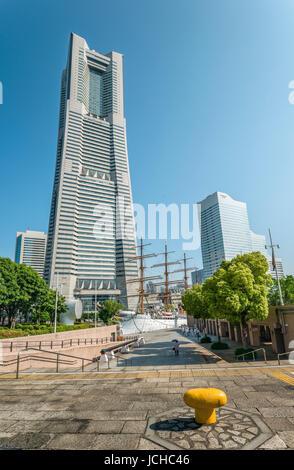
[
  {"xmin": 191, "ymin": 268, "xmax": 204, "ymax": 285},
  {"xmin": 198, "ymin": 192, "xmax": 252, "ymax": 279},
  {"xmin": 250, "ymin": 230, "xmax": 284, "ymax": 279},
  {"xmin": 15, "ymin": 231, "xmax": 47, "ymax": 277},
  {"xmin": 197, "ymin": 191, "xmax": 283, "ymax": 280},
  {"xmin": 44, "ymin": 33, "xmax": 138, "ymax": 310}
]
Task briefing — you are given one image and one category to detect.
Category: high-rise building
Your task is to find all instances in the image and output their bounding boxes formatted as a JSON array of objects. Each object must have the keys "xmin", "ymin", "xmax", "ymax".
[
  {"xmin": 267, "ymin": 256, "xmax": 284, "ymax": 280},
  {"xmin": 191, "ymin": 268, "xmax": 204, "ymax": 285},
  {"xmin": 15, "ymin": 231, "xmax": 47, "ymax": 277},
  {"xmin": 198, "ymin": 191, "xmax": 284, "ymax": 280},
  {"xmin": 250, "ymin": 230, "xmax": 284, "ymax": 279},
  {"xmin": 198, "ymin": 192, "xmax": 252, "ymax": 279},
  {"xmin": 44, "ymin": 33, "xmax": 138, "ymax": 310}
]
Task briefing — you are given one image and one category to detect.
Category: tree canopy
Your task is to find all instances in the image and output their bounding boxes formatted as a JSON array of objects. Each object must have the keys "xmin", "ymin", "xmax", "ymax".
[
  {"xmin": 98, "ymin": 299, "xmax": 123, "ymax": 325},
  {"xmin": 202, "ymin": 252, "xmax": 272, "ymax": 347},
  {"xmin": 181, "ymin": 284, "xmax": 209, "ymax": 320},
  {"xmin": 0, "ymin": 257, "xmax": 67, "ymax": 327},
  {"xmin": 268, "ymin": 275, "xmax": 294, "ymax": 306}
]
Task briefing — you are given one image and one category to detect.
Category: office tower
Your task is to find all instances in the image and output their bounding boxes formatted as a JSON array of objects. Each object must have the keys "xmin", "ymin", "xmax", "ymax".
[
  {"xmin": 15, "ymin": 231, "xmax": 47, "ymax": 277},
  {"xmin": 250, "ymin": 231, "xmax": 268, "ymax": 257},
  {"xmin": 191, "ymin": 268, "xmax": 204, "ymax": 285},
  {"xmin": 198, "ymin": 191, "xmax": 283, "ymax": 281},
  {"xmin": 198, "ymin": 192, "xmax": 253, "ymax": 279},
  {"xmin": 249, "ymin": 231, "xmax": 284, "ymax": 279},
  {"xmin": 44, "ymin": 33, "xmax": 138, "ymax": 310},
  {"xmin": 267, "ymin": 257, "xmax": 284, "ymax": 280}
]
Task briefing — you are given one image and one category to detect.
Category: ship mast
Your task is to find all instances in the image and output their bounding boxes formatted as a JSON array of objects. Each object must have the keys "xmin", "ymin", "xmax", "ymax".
[
  {"xmin": 121, "ymin": 238, "xmax": 162, "ymax": 313},
  {"xmin": 151, "ymin": 241, "xmax": 184, "ymax": 311},
  {"xmin": 169, "ymin": 253, "xmax": 198, "ymax": 290}
]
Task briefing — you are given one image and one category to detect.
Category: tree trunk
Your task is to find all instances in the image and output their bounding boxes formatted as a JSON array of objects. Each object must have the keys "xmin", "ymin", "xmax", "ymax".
[{"xmin": 240, "ymin": 315, "xmax": 248, "ymax": 349}]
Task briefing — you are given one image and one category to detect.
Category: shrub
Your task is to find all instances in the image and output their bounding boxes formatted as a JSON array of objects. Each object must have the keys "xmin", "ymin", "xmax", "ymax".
[
  {"xmin": 200, "ymin": 336, "xmax": 211, "ymax": 343},
  {"xmin": 211, "ymin": 342, "xmax": 229, "ymax": 350},
  {"xmin": 235, "ymin": 347, "xmax": 257, "ymax": 360}
]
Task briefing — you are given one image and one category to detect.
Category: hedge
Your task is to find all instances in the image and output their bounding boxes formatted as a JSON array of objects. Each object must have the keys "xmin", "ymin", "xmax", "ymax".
[
  {"xmin": 211, "ymin": 342, "xmax": 229, "ymax": 350},
  {"xmin": 200, "ymin": 335, "xmax": 212, "ymax": 343},
  {"xmin": 235, "ymin": 347, "xmax": 257, "ymax": 360},
  {"xmin": 0, "ymin": 323, "xmax": 95, "ymax": 339}
]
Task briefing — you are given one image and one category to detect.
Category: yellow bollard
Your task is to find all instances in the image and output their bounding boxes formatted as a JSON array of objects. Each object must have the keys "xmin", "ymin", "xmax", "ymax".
[{"xmin": 183, "ymin": 388, "xmax": 227, "ymax": 424}]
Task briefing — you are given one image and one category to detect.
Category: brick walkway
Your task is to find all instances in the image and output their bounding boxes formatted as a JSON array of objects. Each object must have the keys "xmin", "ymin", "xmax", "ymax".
[{"xmin": 0, "ymin": 329, "xmax": 293, "ymax": 450}]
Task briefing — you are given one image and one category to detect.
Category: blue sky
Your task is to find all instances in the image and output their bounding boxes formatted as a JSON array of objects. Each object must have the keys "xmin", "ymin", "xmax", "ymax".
[{"xmin": 1, "ymin": 0, "xmax": 294, "ymax": 277}]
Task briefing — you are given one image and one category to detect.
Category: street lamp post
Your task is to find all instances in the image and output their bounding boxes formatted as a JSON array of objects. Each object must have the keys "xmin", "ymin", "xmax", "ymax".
[
  {"xmin": 94, "ymin": 282, "xmax": 97, "ymax": 328},
  {"xmin": 54, "ymin": 273, "xmax": 59, "ymax": 334},
  {"xmin": 265, "ymin": 229, "xmax": 284, "ymax": 306}
]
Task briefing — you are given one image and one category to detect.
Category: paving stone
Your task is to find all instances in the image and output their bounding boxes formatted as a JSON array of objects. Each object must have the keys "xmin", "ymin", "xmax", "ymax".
[
  {"xmin": 246, "ymin": 427, "xmax": 258, "ymax": 435},
  {"xmin": 222, "ymin": 440, "xmax": 239, "ymax": 449},
  {"xmin": 259, "ymin": 435, "xmax": 287, "ymax": 449},
  {"xmin": 6, "ymin": 421, "xmax": 49, "ymax": 433},
  {"xmin": 232, "ymin": 435, "xmax": 246, "ymax": 445},
  {"xmin": 191, "ymin": 442, "xmax": 207, "ymax": 450},
  {"xmin": 0, "ymin": 432, "xmax": 53, "ymax": 450},
  {"xmin": 219, "ymin": 433, "xmax": 230, "ymax": 440},
  {"xmin": 176, "ymin": 439, "xmax": 190, "ymax": 449},
  {"xmin": 91, "ymin": 434, "xmax": 140, "ymax": 450},
  {"xmin": 0, "ymin": 420, "xmax": 18, "ymax": 432},
  {"xmin": 277, "ymin": 431, "xmax": 294, "ymax": 448},
  {"xmin": 73, "ymin": 410, "xmax": 147, "ymax": 420},
  {"xmin": 259, "ymin": 407, "xmax": 294, "ymax": 418},
  {"xmin": 263, "ymin": 417, "xmax": 294, "ymax": 432},
  {"xmin": 46, "ymin": 433, "xmax": 97, "ymax": 450},
  {"xmin": 41, "ymin": 420, "xmax": 90, "ymax": 433},
  {"xmin": 208, "ymin": 437, "xmax": 221, "ymax": 449},
  {"xmin": 121, "ymin": 420, "xmax": 147, "ymax": 434},
  {"xmin": 137, "ymin": 438, "xmax": 165, "ymax": 450},
  {"xmin": 83, "ymin": 420, "xmax": 124, "ymax": 434}
]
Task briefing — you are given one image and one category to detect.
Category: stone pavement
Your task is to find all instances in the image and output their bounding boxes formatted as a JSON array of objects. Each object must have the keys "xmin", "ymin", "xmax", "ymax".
[{"xmin": 0, "ymin": 329, "xmax": 293, "ymax": 450}]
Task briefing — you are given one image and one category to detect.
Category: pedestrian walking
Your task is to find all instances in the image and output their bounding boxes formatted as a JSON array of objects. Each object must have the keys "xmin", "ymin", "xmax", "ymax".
[{"xmin": 173, "ymin": 340, "xmax": 180, "ymax": 356}]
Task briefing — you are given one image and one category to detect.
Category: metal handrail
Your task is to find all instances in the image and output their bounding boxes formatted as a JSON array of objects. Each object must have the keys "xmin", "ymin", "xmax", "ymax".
[
  {"xmin": 16, "ymin": 347, "xmax": 95, "ymax": 379},
  {"xmin": 1, "ymin": 336, "xmax": 118, "ymax": 352},
  {"xmin": 1, "ymin": 333, "xmax": 140, "ymax": 352},
  {"xmin": 235, "ymin": 348, "xmax": 267, "ymax": 362},
  {"xmin": 277, "ymin": 351, "xmax": 292, "ymax": 365}
]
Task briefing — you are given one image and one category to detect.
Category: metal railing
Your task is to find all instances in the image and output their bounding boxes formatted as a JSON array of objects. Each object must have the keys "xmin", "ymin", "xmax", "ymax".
[
  {"xmin": 277, "ymin": 351, "xmax": 292, "ymax": 365},
  {"xmin": 235, "ymin": 348, "xmax": 267, "ymax": 362},
  {"xmin": 15, "ymin": 348, "xmax": 96, "ymax": 379},
  {"xmin": 1, "ymin": 336, "xmax": 117, "ymax": 353},
  {"xmin": 11, "ymin": 336, "xmax": 140, "ymax": 378},
  {"xmin": 1, "ymin": 333, "xmax": 140, "ymax": 353}
]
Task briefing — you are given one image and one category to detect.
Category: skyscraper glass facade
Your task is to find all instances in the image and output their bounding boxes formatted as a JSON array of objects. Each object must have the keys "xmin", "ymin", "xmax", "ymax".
[
  {"xmin": 15, "ymin": 231, "xmax": 47, "ymax": 277},
  {"xmin": 198, "ymin": 192, "xmax": 281, "ymax": 280},
  {"xmin": 44, "ymin": 33, "xmax": 138, "ymax": 309}
]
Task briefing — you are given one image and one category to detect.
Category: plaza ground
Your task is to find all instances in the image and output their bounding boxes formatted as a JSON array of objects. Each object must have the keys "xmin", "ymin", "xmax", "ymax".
[{"xmin": 0, "ymin": 328, "xmax": 294, "ymax": 450}]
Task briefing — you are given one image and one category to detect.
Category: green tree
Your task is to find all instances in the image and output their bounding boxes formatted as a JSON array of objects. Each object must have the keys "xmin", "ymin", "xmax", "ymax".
[
  {"xmin": 98, "ymin": 300, "xmax": 123, "ymax": 325},
  {"xmin": 0, "ymin": 258, "xmax": 26, "ymax": 327},
  {"xmin": 31, "ymin": 289, "xmax": 67, "ymax": 325},
  {"xmin": 182, "ymin": 284, "xmax": 211, "ymax": 334},
  {"xmin": 202, "ymin": 252, "xmax": 272, "ymax": 348},
  {"xmin": 268, "ymin": 275, "xmax": 294, "ymax": 306},
  {"xmin": 182, "ymin": 284, "xmax": 208, "ymax": 319},
  {"xmin": 0, "ymin": 257, "xmax": 67, "ymax": 328}
]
